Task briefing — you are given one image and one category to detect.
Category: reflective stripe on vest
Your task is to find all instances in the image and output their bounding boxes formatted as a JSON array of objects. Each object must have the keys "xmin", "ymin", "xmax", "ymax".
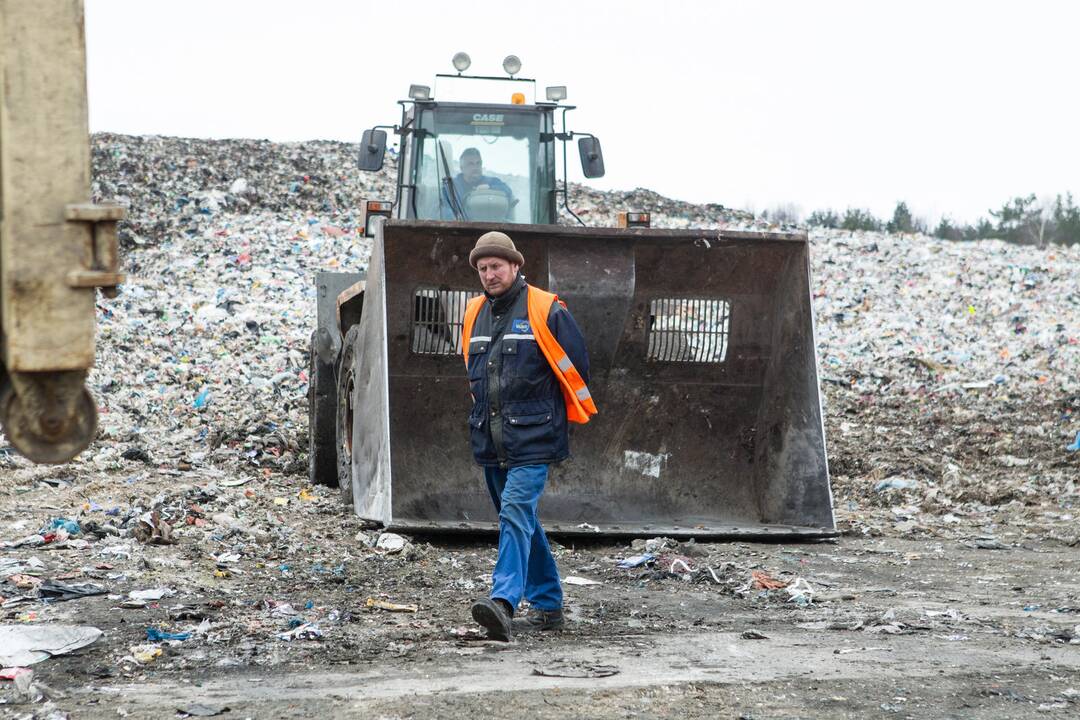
[
  {"xmin": 461, "ymin": 295, "xmax": 487, "ymax": 369},
  {"xmin": 461, "ymin": 285, "xmax": 597, "ymax": 424}
]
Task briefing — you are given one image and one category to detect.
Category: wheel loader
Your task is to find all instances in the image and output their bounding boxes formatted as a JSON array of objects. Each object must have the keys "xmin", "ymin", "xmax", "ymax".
[
  {"xmin": 310, "ymin": 54, "xmax": 835, "ymax": 538},
  {"xmin": 0, "ymin": 0, "xmax": 125, "ymax": 463}
]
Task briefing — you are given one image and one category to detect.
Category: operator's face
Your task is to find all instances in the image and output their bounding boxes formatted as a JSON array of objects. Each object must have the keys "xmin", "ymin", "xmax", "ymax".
[
  {"xmin": 476, "ymin": 257, "xmax": 520, "ymax": 296},
  {"xmin": 460, "ymin": 153, "xmax": 483, "ymax": 184}
]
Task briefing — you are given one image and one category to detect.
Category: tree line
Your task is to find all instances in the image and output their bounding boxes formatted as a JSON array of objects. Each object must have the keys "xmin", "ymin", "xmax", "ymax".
[{"xmin": 787, "ymin": 194, "xmax": 1080, "ymax": 246}]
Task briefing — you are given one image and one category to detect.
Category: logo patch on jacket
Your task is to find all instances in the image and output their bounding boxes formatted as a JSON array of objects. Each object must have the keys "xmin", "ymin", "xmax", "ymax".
[{"xmin": 511, "ymin": 318, "xmax": 531, "ymax": 334}]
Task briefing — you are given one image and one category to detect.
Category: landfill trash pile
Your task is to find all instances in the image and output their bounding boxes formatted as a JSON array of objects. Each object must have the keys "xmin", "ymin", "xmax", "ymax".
[
  {"xmin": 90, "ymin": 133, "xmax": 397, "ymax": 249},
  {"xmin": 566, "ymin": 185, "xmax": 758, "ymax": 229},
  {"xmin": 810, "ymin": 230, "xmax": 1079, "ymax": 543},
  {"xmin": 0, "ymin": 133, "xmax": 1077, "ymax": 718},
  {"xmin": 27, "ymin": 134, "xmax": 1071, "ymax": 534},
  {"xmin": 0, "ymin": 133, "xmax": 1074, "ymax": 539}
]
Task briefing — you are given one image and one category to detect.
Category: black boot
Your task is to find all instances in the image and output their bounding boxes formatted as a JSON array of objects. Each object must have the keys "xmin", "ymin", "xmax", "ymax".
[
  {"xmin": 515, "ymin": 606, "xmax": 564, "ymax": 632},
  {"xmin": 471, "ymin": 597, "xmax": 513, "ymax": 641}
]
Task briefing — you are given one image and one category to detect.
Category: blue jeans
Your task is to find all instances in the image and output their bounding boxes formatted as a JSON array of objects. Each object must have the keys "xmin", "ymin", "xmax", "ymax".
[{"xmin": 484, "ymin": 464, "xmax": 563, "ymax": 612}]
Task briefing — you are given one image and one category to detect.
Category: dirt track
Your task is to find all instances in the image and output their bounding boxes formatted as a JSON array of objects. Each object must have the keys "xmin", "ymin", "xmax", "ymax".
[{"xmin": 3, "ymin": 463, "xmax": 1078, "ymax": 718}]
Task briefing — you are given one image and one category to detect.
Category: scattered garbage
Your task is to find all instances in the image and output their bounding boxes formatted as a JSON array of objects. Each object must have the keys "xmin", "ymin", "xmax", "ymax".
[
  {"xmin": 973, "ymin": 537, "xmax": 1007, "ymax": 550},
  {"xmin": 751, "ymin": 570, "xmax": 789, "ymax": 591},
  {"xmin": 563, "ymin": 576, "xmax": 603, "ymax": 586},
  {"xmin": 365, "ymin": 598, "xmax": 419, "ymax": 613},
  {"xmin": 127, "ymin": 644, "xmax": 163, "ymax": 664},
  {"xmin": 145, "ymin": 627, "xmax": 192, "ymax": 642},
  {"xmin": 375, "ymin": 533, "xmax": 408, "ymax": 554},
  {"xmin": 532, "ymin": 660, "xmax": 620, "ymax": 678},
  {"xmin": 874, "ymin": 477, "xmax": 917, "ymax": 492},
  {"xmin": 129, "ymin": 588, "xmax": 176, "ymax": 601},
  {"xmin": 132, "ymin": 510, "xmax": 176, "ymax": 545},
  {"xmin": 741, "ymin": 629, "xmax": 769, "ymax": 640},
  {"xmin": 785, "ymin": 578, "xmax": 816, "ymax": 607},
  {"xmin": 617, "ymin": 554, "xmax": 654, "ymax": 569},
  {"xmin": 631, "ymin": 537, "xmax": 678, "ymax": 554},
  {"xmin": 275, "ymin": 622, "xmax": 322, "ymax": 641},
  {"xmin": 178, "ymin": 704, "xmax": 231, "ymax": 717},
  {"xmin": 38, "ymin": 580, "xmax": 107, "ymax": 602},
  {"xmin": 0, "ymin": 625, "xmax": 103, "ymax": 666},
  {"xmin": 1067, "ymin": 431, "xmax": 1080, "ymax": 452},
  {"xmin": 42, "ymin": 518, "xmax": 80, "ymax": 535},
  {"xmin": 668, "ymin": 558, "xmax": 693, "ymax": 576},
  {"xmin": 997, "ymin": 455, "xmax": 1032, "ymax": 468}
]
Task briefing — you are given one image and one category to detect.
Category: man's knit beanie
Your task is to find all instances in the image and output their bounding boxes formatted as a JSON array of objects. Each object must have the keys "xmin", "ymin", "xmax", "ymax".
[{"xmin": 469, "ymin": 231, "xmax": 525, "ymax": 269}]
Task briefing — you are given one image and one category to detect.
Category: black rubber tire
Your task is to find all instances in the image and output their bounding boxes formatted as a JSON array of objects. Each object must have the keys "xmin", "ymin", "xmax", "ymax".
[
  {"xmin": 307, "ymin": 330, "xmax": 339, "ymax": 487},
  {"xmin": 335, "ymin": 324, "xmax": 362, "ymax": 507}
]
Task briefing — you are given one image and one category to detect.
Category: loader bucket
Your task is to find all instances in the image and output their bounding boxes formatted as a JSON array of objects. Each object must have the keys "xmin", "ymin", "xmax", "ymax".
[{"xmin": 342, "ymin": 220, "xmax": 834, "ymax": 539}]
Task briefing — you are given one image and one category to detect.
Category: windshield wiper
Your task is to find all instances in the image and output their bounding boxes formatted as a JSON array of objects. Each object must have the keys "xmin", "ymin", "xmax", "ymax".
[{"xmin": 437, "ymin": 141, "xmax": 467, "ymax": 221}]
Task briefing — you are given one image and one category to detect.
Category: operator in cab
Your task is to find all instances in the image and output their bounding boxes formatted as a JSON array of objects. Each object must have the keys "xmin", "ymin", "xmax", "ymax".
[
  {"xmin": 442, "ymin": 148, "xmax": 517, "ymax": 221},
  {"xmin": 461, "ymin": 231, "xmax": 596, "ymax": 641}
]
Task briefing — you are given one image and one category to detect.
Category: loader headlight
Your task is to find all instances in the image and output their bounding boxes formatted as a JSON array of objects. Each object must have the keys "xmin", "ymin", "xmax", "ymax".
[
  {"xmin": 502, "ymin": 55, "xmax": 522, "ymax": 76},
  {"xmin": 363, "ymin": 199, "xmax": 394, "ymax": 237},
  {"xmin": 618, "ymin": 211, "xmax": 651, "ymax": 228},
  {"xmin": 545, "ymin": 86, "xmax": 567, "ymax": 102},
  {"xmin": 452, "ymin": 52, "xmax": 471, "ymax": 73},
  {"xmin": 408, "ymin": 84, "xmax": 431, "ymax": 100}
]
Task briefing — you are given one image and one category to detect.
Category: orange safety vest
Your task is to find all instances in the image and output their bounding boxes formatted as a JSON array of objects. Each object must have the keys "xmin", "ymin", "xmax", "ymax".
[{"xmin": 461, "ymin": 285, "xmax": 597, "ymax": 424}]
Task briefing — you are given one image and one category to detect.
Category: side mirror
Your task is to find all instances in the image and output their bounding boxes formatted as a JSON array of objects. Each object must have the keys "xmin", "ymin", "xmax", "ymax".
[
  {"xmin": 358, "ymin": 129, "xmax": 387, "ymax": 171},
  {"xmin": 578, "ymin": 136, "xmax": 605, "ymax": 179}
]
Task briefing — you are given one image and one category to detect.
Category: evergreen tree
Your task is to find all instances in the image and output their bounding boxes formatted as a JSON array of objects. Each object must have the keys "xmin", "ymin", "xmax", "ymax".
[
  {"xmin": 989, "ymin": 194, "xmax": 1040, "ymax": 243},
  {"xmin": 886, "ymin": 201, "xmax": 915, "ymax": 234},
  {"xmin": 840, "ymin": 208, "xmax": 881, "ymax": 232},
  {"xmin": 934, "ymin": 217, "xmax": 962, "ymax": 241},
  {"xmin": 807, "ymin": 209, "xmax": 840, "ymax": 228},
  {"xmin": 1052, "ymin": 193, "xmax": 1080, "ymax": 245}
]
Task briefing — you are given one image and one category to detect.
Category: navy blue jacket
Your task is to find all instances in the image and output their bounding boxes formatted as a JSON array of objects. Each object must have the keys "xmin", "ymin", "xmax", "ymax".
[{"xmin": 466, "ymin": 274, "xmax": 590, "ymax": 468}]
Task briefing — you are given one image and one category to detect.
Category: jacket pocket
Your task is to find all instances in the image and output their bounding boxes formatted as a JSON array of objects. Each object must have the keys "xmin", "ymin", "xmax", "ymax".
[
  {"xmin": 468, "ymin": 412, "xmax": 495, "ymax": 462},
  {"xmin": 503, "ymin": 411, "xmax": 555, "ymax": 459},
  {"xmin": 504, "ymin": 340, "xmax": 550, "ymax": 400},
  {"xmin": 467, "ymin": 348, "xmax": 488, "ymax": 402}
]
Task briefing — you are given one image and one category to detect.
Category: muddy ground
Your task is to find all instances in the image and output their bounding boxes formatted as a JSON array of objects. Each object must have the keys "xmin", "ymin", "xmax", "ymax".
[{"xmin": 2, "ymin": 418, "xmax": 1078, "ymax": 719}]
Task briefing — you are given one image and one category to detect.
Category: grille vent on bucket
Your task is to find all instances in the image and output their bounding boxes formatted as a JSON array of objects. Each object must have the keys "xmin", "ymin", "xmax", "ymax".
[
  {"xmin": 411, "ymin": 288, "xmax": 480, "ymax": 355},
  {"xmin": 646, "ymin": 297, "xmax": 730, "ymax": 363}
]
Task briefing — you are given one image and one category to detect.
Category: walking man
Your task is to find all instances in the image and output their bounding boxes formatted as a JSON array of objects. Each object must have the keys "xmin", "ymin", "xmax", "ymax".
[{"xmin": 461, "ymin": 231, "xmax": 596, "ymax": 641}]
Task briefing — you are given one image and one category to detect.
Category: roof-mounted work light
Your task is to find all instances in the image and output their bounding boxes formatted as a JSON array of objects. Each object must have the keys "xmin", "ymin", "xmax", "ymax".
[
  {"xmin": 502, "ymin": 55, "xmax": 522, "ymax": 77},
  {"xmin": 545, "ymin": 86, "xmax": 567, "ymax": 102},
  {"xmin": 452, "ymin": 52, "xmax": 471, "ymax": 73},
  {"xmin": 408, "ymin": 84, "xmax": 431, "ymax": 100}
]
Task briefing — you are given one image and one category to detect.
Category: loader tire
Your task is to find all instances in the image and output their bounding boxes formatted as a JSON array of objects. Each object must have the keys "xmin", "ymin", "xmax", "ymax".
[
  {"xmin": 335, "ymin": 324, "xmax": 362, "ymax": 507},
  {"xmin": 307, "ymin": 330, "xmax": 338, "ymax": 487}
]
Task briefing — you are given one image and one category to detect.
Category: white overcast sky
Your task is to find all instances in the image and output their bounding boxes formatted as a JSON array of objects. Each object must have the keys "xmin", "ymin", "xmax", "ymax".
[{"xmin": 85, "ymin": 0, "xmax": 1078, "ymax": 224}]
